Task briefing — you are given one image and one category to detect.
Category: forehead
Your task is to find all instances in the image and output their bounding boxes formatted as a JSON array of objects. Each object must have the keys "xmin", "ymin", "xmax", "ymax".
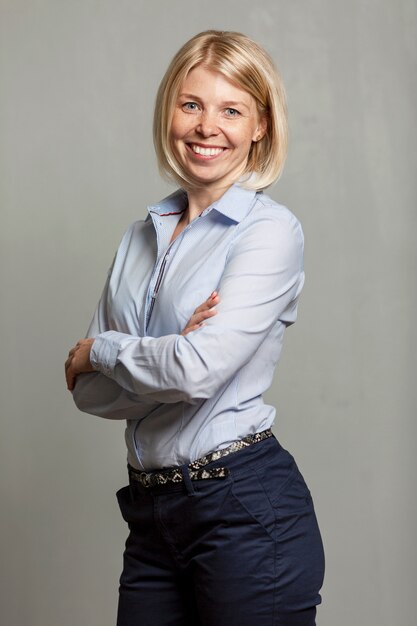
[{"xmin": 179, "ymin": 65, "xmax": 255, "ymax": 107}]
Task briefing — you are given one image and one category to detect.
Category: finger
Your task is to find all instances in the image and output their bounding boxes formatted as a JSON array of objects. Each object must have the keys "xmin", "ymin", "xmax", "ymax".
[
  {"xmin": 68, "ymin": 339, "xmax": 87, "ymax": 356},
  {"xmin": 193, "ymin": 292, "xmax": 220, "ymax": 314},
  {"xmin": 193, "ymin": 301, "xmax": 212, "ymax": 314},
  {"xmin": 208, "ymin": 292, "xmax": 220, "ymax": 308},
  {"xmin": 184, "ymin": 304, "xmax": 218, "ymax": 331},
  {"xmin": 182, "ymin": 309, "xmax": 217, "ymax": 335},
  {"xmin": 66, "ymin": 365, "xmax": 75, "ymax": 390},
  {"xmin": 191, "ymin": 308, "xmax": 217, "ymax": 325},
  {"xmin": 181, "ymin": 322, "xmax": 204, "ymax": 336}
]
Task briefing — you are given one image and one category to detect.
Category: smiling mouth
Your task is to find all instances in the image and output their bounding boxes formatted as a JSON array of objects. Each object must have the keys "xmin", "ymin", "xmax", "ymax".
[{"xmin": 188, "ymin": 144, "xmax": 226, "ymax": 157}]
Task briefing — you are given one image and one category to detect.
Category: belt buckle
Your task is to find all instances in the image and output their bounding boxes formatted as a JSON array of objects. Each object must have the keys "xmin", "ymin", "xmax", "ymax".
[{"xmin": 140, "ymin": 472, "xmax": 152, "ymax": 488}]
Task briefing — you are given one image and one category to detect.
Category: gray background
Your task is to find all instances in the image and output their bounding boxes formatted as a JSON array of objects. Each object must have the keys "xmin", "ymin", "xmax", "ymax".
[{"xmin": 1, "ymin": 1, "xmax": 416, "ymax": 625}]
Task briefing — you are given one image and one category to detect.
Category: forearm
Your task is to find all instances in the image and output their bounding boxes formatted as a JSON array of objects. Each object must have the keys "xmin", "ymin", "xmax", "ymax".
[
  {"xmin": 72, "ymin": 371, "xmax": 162, "ymax": 420},
  {"xmin": 90, "ymin": 331, "xmax": 226, "ymax": 404}
]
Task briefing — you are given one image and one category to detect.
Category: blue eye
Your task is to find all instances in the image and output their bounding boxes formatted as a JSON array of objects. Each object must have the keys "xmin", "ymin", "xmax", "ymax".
[
  {"xmin": 225, "ymin": 108, "xmax": 240, "ymax": 117},
  {"xmin": 183, "ymin": 102, "xmax": 199, "ymax": 111}
]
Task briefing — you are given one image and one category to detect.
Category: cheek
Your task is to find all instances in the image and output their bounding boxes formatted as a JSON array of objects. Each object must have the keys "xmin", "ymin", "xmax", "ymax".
[
  {"xmin": 170, "ymin": 112, "xmax": 195, "ymax": 143},
  {"xmin": 229, "ymin": 128, "xmax": 256, "ymax": 155},
  {"xmin": 169, "ymin": 113, "xmax": 185, "ymax": 142},
  {"xmin": 230, "ymin": 119, "xmax": 258, "ymax": 146},
  {"xmin": 169, "ymin": 122, "xmax": 181, "ymax": 143}
]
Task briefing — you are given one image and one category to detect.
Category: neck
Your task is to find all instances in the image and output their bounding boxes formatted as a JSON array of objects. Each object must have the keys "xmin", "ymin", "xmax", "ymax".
[{"xmin": 184, "ymin": 182, "xmax": 234, "ymax": 222}]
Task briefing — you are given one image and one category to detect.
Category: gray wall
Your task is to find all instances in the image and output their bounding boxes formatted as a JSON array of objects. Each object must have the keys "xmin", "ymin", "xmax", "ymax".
[{"xmin": 1, "ymin": 1, "xmax": 415, "ymax": 625}]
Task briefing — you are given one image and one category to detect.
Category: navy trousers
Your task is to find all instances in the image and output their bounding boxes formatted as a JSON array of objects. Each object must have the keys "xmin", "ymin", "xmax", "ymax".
[{"xmin": 116, "ymin": 436, "xmax": 325, "ymax": 626}]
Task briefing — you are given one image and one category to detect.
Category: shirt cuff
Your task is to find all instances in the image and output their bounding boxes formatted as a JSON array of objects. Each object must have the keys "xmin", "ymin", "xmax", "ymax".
[{"xmin": 90, "ymin": 330, "xmax": 133, "ymax": 378}]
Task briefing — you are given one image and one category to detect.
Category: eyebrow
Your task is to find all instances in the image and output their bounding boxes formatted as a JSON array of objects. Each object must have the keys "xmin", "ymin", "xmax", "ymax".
[{"xmin": 178, "ymin": 93, "xmax": 250, "ymax": 110}]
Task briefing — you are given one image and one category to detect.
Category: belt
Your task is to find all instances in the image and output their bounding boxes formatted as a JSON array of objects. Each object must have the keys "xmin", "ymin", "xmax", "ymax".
[{"xmin": 128, "ymin": 428, "xmax": 273, "ymax": 488}]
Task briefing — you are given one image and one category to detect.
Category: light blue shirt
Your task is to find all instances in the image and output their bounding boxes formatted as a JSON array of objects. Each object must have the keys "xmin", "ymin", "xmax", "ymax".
[{"xmin": 72, "ymin": 183, "xmax": 305, "ymax": 470}]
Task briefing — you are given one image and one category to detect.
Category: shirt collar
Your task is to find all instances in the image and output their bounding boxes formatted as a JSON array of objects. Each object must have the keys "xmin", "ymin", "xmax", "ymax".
[
  {"xmin": 210, "ymin": 184, "xmax": 258, "ymax": 223},
  {"xmin": 148, "ymin": 183, "xmax": 259, "ymax": 224},
  {"xmin": 147, "ymin": 189, "xmax": 188, "ymax": 217}
]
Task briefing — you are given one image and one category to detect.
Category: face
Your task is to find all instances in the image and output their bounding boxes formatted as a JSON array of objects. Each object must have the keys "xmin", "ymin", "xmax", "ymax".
[{"xmin": 170, "ymin": 65, "xmax": 267, "ymax": 193}]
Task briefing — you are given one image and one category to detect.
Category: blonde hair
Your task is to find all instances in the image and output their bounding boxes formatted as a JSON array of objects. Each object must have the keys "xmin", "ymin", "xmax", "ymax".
[{"xmin": 153, "ymin": 30, "xmax": 288, "ymax": 191}]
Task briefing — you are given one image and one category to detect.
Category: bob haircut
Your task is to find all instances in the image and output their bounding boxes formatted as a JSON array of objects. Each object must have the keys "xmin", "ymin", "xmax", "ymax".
[{"xmin": 153, "ymin": 30, "xmax": 288, "ymax": 191}]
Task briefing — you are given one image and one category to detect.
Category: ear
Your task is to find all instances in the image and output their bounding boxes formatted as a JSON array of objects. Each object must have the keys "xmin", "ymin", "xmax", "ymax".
[{"xmin": 252, "ymin": 114, "xmax": 268, "ymax": 142}]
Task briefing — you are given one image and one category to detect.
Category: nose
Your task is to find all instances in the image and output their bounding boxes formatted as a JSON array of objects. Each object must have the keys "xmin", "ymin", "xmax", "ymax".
[{"xmin": 196, "ymin": 110, "xmax": 219, "ymax": 137}]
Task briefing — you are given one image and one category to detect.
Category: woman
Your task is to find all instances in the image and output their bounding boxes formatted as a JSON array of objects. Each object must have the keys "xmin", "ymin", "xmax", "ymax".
[{"xmin": 65, "ymin": 30, "xmax": 325, "ymax": 626}]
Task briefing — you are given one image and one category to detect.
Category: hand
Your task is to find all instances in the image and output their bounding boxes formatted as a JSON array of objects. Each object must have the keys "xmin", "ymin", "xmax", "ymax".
[
  {"xmin": 181, "ymin": 291, "xmax": 220, "ymax": 336},
  {"xmin": 65, "ymin": 338, "xmax": 95, "ymax": 391}
]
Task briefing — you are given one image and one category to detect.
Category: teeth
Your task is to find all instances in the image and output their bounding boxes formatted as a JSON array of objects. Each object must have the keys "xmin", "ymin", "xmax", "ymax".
[{"xmin": 191, "ymin": 145, "xmax": 224, "ymax": 156}]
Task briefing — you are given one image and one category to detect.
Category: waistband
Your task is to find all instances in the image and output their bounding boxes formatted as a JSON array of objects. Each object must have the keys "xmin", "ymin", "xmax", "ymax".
[{"xmin": 128, "ymin": 428, "xmax": 274, "ymax": 489}]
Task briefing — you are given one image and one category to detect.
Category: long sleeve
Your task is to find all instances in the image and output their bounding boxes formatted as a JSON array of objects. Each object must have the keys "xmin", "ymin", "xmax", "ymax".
[
  {"xmin": 72, "ymin": 272, "xmax": 162, "ymax": 420},
  {"xmin": 90, "ymin": 211, "xmax": 304, "ymax": 404}
]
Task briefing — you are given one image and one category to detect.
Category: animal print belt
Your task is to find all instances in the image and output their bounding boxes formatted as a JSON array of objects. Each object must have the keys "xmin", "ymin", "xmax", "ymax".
[{"xmin": 128, "ymin": 428, "xmax": 273, "ymax": 488}]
